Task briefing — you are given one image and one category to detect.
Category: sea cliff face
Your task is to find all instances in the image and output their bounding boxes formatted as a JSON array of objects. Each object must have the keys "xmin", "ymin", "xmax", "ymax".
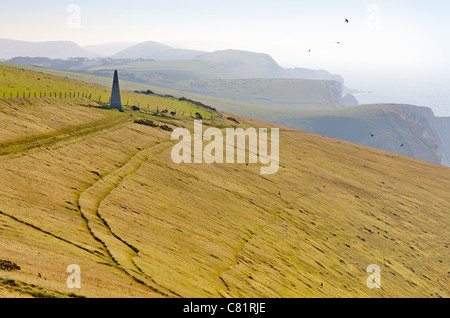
[
  {"xmin": 435, "ymin": 117, "xmax": 450, "ymax": 165},
  {"xmin": 399, "ymin": 105, "xmax": 450, "ymax": 167}
]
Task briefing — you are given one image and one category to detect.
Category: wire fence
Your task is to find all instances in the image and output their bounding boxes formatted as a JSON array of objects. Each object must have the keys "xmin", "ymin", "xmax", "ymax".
[
  {"xmin": 0, "ymin": 91, "xmax": 106, "ymax": 101},
  {"xmin": 0, "ymin": 91, "xmax": 221, "ymax": 119}
]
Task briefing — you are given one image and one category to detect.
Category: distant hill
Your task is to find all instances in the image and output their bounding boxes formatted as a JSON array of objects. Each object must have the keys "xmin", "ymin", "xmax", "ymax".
[
  {"xmin": 196, "ymin": 49, "xmax": 283, "ymax": 78},
  {"xmin": 111, "ymin": 41, "xmax": 206, "ymax": 60},
  {"xmin": 0, "ymin": 39, "xmax": 97, "ymax": 59},
  {"xmin": 83, "ymin": 42, "xmax": 139, "ymax": 57},
  {"xmin": 91, "ymin": 60, "xmax": 237, "ymax": 80},
  {"xmin": 196, "ymin": 49, "xmax": 346, "ymax": 88}
]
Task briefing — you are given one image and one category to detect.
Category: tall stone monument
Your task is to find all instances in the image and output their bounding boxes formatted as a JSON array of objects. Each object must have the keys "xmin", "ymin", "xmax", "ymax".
[{"xmin": 110, "ymin": 70, "xmax": 123, "ymax": 111}]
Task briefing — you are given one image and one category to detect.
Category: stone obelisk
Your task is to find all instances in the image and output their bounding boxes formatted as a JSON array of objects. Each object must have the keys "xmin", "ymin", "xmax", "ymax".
[{"xmin": 110, "ymin": 70, "xmax": 123, "ymax": 111}]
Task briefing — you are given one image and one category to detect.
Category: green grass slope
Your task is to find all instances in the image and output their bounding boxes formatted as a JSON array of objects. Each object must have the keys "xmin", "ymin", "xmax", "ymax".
[
  {"xmin": 0, "ymin": 65, "xmax": 448, "ymax": 298},
  {"xmin": 0, "ymin": 64, "xmax": 215, "ymax": 119}
]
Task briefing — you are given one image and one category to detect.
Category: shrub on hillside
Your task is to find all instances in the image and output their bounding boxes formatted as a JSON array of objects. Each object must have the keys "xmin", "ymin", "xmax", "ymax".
[
  {"xmin": 134, "ymin": 119, "xmax": 158, "ymax": 127},
  {"xmin": 159, "ymin": 125, "xmax": 173, "ymax": 132}
]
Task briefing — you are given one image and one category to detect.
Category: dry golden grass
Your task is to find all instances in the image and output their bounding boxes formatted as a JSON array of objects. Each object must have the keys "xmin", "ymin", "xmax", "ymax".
[{"xmin": 0, "ymin": 66, "xmax": 448, "ymax": 298}]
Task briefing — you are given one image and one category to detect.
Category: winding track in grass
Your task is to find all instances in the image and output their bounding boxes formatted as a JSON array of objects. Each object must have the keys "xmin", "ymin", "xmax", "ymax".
[
  {"xmin": 76, "ymin": 140, "xmax": 180, "ymax": 297},
  {"xmin": 0, "ymin": 113, "xmax": 174, "ymax": 296}
]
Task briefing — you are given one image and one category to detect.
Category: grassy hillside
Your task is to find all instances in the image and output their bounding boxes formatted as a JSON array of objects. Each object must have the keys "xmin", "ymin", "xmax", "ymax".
[
  {"xmin": 0, "ymin": 64, "xmax": 215, "ymax": 119},
  {"xmin": 0, "ymin": 65, "xmax": 449, "ymax": 298},
  {"xmin": 1, "ymin": 63, "xmax": 447, "ymax": 167}
]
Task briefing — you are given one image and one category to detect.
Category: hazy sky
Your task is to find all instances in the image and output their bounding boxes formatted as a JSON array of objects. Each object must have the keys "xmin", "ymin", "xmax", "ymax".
[{"xmin": 1, "ymin": 0, "xmax": 449, "ymax": 114}]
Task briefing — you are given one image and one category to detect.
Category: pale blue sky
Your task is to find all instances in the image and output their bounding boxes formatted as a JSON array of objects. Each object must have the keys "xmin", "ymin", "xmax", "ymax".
[
  {"xmin": 1, "ymin": 1, "xmax": 449, "ymax": 114},
  {"xmin": 1, "ymin": 1, "xmax": 448, "ymax": 68}
]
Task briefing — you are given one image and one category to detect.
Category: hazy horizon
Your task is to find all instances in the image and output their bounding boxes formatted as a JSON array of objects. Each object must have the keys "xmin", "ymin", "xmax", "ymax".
[{"xmin": 1, "ymin": 0, "xmax": 449, "ymax": 115}]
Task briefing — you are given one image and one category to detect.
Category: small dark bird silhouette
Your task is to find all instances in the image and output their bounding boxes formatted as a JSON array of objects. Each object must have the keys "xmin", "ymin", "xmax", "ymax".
[
  {"xmin": 370, "ymin": 133, "xmax": 375, "ymax": 137},
  {"xmin": 345, "ymin": 19, "xmax": 349, "ymax": 23},
  {"xmin": 337, "ymin": 41, "xmax": 342, "ymax": 44},
  {"xmin": 308, "ymin": 49, "xmax": 311, "ymax": 53},
  {"xmin": 401, "ymin": 144, "xmax": 404, "ymax": 147}
]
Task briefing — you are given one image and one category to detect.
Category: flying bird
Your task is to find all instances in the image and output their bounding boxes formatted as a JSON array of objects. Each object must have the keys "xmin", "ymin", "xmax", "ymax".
[
  {"xmin": 400, "ymin": 144, "xmax": 405, "ymax": 147},
  {"xmin": 345, "ymin": 18, "xmax": 349, "ymax": 23},
  {"xmin": 308, "ymin": 49, "xmax": 312, "ymax": 53},
  {"xmin": 336, "ymin": 42, "xmax": 342, "ymax": 44},
  {"xmin": 370, "ymin": 133, "xmax": 375, "ymax": 137}
]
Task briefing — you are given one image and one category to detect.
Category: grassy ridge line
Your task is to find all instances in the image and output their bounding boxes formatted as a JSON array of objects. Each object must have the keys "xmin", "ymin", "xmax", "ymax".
[
  {"xmin": 0, "ymin": 112, "xmax": 130, "ymax": 157},
  {"xmin": 77, "ymin": 141, "xmax": 177, "ymax": 297},
  {"xmin": 0, "ymin": 63, "xmax": 215, "ymax": 118}
]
